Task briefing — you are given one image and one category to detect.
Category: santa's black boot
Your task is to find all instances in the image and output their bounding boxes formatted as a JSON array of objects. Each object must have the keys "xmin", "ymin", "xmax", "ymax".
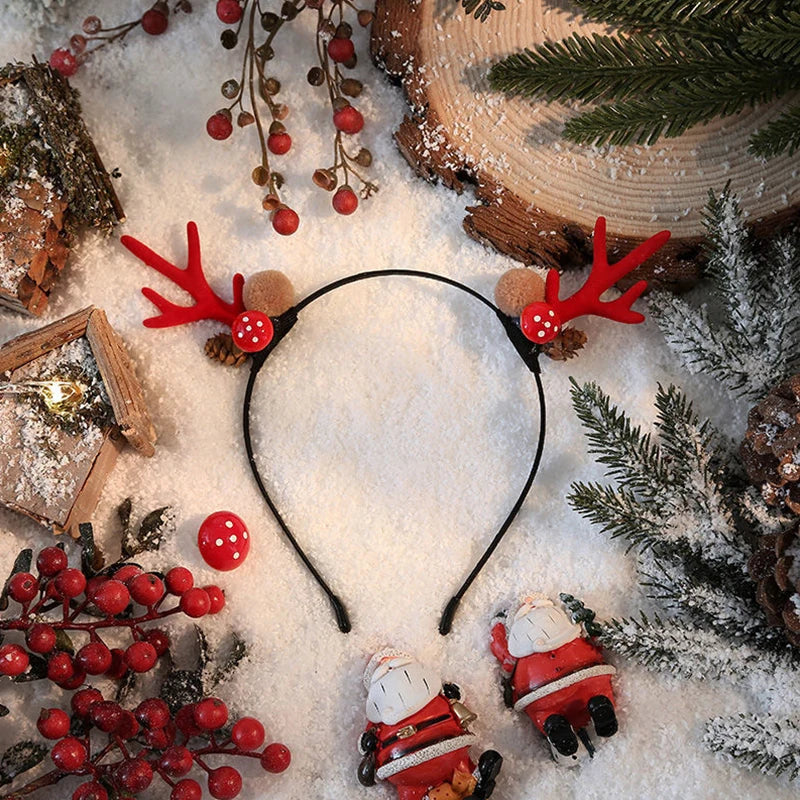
[
  {"xmin": 467, "ymin": 749, "xmax": 503, "ymax": 799},
  {"xmin": 544, "ymin": 714, "xmax": 579, "ymax": 756},
  {"xmin": 588, "ymin": 695, "xmax": 618, "ymax": 738}
]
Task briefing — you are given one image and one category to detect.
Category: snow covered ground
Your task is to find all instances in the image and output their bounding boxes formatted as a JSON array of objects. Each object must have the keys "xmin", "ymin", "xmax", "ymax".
[{"xmin": 0, "ymin": 3, "xmax": 793, "ymax": 799}]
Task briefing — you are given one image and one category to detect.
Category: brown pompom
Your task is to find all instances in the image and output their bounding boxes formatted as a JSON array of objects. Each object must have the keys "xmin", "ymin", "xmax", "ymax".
[
  {"xmin": 494, "ymin": 269, "xmax": 545, "ymax": 316},
  {"xmin": 243, "ymin": 270, "xmax": 295, "ymax": 316}
]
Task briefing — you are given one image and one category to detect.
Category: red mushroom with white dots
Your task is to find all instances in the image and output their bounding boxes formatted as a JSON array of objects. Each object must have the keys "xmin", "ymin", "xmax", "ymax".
[{"xmin": 198, "ymin": 511, "xmax": 251, "ymax": 571}]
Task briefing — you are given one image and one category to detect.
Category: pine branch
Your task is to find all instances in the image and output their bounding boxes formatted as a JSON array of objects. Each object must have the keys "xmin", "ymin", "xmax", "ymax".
[
  {"xmin": 741, "ymin": 11, "xmax": 800, "ymax": 64},
  {"xmin": 749, "ymin": 102, "xmax": 800, "ymax": 157},
  {"xmin": 574, "ymin": 0, "xmax": 786, "ymax": 27},
  {"xmin": 704, "ymin": 714, "xmax": 800, "ymax": 780}
]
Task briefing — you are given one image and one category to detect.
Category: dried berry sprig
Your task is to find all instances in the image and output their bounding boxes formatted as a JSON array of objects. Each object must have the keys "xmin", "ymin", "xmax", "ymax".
[
  {"xmin": 0, "ymin": 691, "xmax": 290, "ymax": 800},
  {"xmin": 209, "ymin": 0, "xmax": 376, "ymax": 235},
  {"xmin": 49, "ymin": 2, "xmax": 193, "ymax": 78}
]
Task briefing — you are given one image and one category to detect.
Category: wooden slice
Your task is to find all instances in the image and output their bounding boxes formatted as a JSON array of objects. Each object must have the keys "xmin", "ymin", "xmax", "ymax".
[{"xmin": 371, "ymin": 0, "xmax": 800, "ymax": 290}]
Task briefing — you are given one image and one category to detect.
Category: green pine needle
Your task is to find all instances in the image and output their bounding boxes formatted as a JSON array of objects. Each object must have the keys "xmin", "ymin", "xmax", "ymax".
[
  {"xmin": 741, "ymin": 10, "xmax": 800, "ymax": 63},
  {"xmin": 749, "ymin": 102, "xmax": 800, "ymax": 157},
  {"xmin": 576, "ymin": 0, "xmax": 784, "ymax": 26}
]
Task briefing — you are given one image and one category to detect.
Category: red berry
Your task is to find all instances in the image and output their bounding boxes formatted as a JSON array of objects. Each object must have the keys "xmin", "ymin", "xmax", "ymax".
[
  {"xmin": 49, "ymin": 48, "xmax": 78, "ymax": 77},
  {"xmin": 207, "ymin": 113, "xmax": 233, "ymax": 140},
  {"xmin": 333, "ymin": 106, "xmax": 364, "ymax": 134},
  {"xmin": 232, "ymin": 717, "xmax": 265, "ymax": 750},
  {"xmin": 231, "ymin": 313, "xmax": 273, "ymax": 354},
  {"xmin": 27, "ymin": 623, "xmax": 56, "ymax": 654},
  {"xmin": 89, "ymin": 700, "xmax": 124, "ymax": 733},
  {"xmin": 129, "ymin": 573, "xmax": 165, "ymax": 606},
  {"xmin": 175, "ymin": 705, "xmax": 202, "ymax": 737},
  {"xmin": 91, "ymin": 579, "xmax": 130, "ymax": 615},
  {"xmin": 0, "ymin": 644, "xmax": 28, "ymax": 677},
  {"xmin": 37, "ymin": 547, "xmax": 67, "ymax": 576},
  {"xmin": 54, "ymin": 568, "xmax": 87, "ymax": 599},
  {"xmin": 77, "ymin": 641, "xmax": 112, "ymax": 675},
  {"xmin": 180, "ymin": 588, "xmax": 211, "ymax": 618},
  {"xmin": 71, "ymin": 687, "xmax": 103, "ymax": 717},
  {"xmin": 165, "ymin": 567, "xmax": 194, "ymax": 595},
  {"xmin": 261, "ymin": 743, "xmax": 291, "ymax": 773},
  {"xmin": 8, "ymin": 572, "xmax": 39, "ymax": 603},
  {"xmin": 73, "ymin": 781, "xmax": 109, "ymax": 800},
  {"xmin": 57, "ymin": 666, "xmax": 87, "ymax": 690},
  {"xmin": 520, "ymin": 301, "xmax": 561, "ymax": 344},
  {"xmin": 51, "ymin": 737, "xmax": 88, "ymax": 772},
  {"xmin": 160, "ymin": 745, "xmax": 194, "ymax": 777},
  {"xmin": 37, "ymin": 708, "xmax": 70, "ymax": 739},
  {"xmin": 115, "ymin": 758, "xmax": 153, "ymax": 792},
  {"xmin": 267, "ymin": 132, "xmax": 292, "ymax": 155},
  {"xmin": 125, "ymin": 641, "xmax": 158, "ymax": 673},
  {"xmin": 105, "ymin": 648, "xmax": 128, "ymax": 679},
  {"xmin": 208, "ymin": 766, "xmax": 242, "ymax": 800},
  {"xmin": 332, "ymin": 187, "xmax": 358, "ymax": 215},
  {"xmin": 135, "ymin": 697, "xmax": 171, "ymax": 729},
  {"xmin": 85, "ymin": 576, "xmax": 107, "ymax": 600},
  {"xmin": 327, "ymin": 37, "xmax": 355, "ymax": 63},
  {"xmin": 47, "ymin": 651, "xmax": 74, "ymax": 682},
  {"xmin": 272, "ymin": 207, "xmax": 300, "ymax": 236},
  {"xmin": 204, "ymin": 585, "xmax": 226, "ymax": 614},
  {"xmin": 145, "ymin": 628, "xmax": 171, "ymax": 656},
  {"xmin": 172, "ymin": 779, "xmax": 202, "ymax": 800},
  {"xmin": 143, "ymin": 722, "xmax": 176, "ymax": 749},
  {"xmin": 113, "ymin": 564, "xmax": 143, "ymax": 584},
  {"xmin": 216, "ymin": 0, "xmax": 242, "ymax": 23},
  {"xmin": 117, "ymin": 710, "xmax": 141, "ymax": 740},
  {"xmin": 193, "ymin": 697, "xmax": 228, "ymax": 731},
  {"xmin": 142, "ymin": 8, "xmax": 169, "ymax": 35}
]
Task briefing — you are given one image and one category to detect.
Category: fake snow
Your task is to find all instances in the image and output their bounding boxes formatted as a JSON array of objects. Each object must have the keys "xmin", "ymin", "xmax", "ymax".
[{"xmin": 0, "ymin": 3, "xmax": 796, "ymax": 800}]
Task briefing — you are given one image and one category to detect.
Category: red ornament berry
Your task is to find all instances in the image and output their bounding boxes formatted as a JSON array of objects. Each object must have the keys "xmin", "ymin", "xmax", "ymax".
[
  {"xmin": 113, "ymin": 564, "xmax": 143, "ymax": 584},
  {"xmin": 232, "ymin": 717, "xmax": 265, "ymax": 750},
  {"xmin": 272, "ymin": 207, "xmax": 300, "ymax": 236},
  {"xmin": 161, "ymin": 745, "xmax": 194, "ymax": 777},
  {"xmin": 116, "ymin": 710, "xmax": 141, "ymax": 740},
  {"xmin": 216, "ymin": 0, "xmax": 242, "ymax": 23},
  {"xmin": 172, "ymin": 779, "xmax": 202, "ymax": 800},
  {"xmin": 129, "ymin": 573, "xmax": 165, "ymax": 606},
  {"xmin": 0, "ymin": 644, "xmax": 28, "ymax": 677},
  {"xmin": 520, "ymin": 301, "xmax": 561, "ymax": 344},
  {"xmin": 145, "ymin": 628, "xmax": 171, "ymax": 656},
  {"xmin": 165, "ymin": 567, "xmax": 194, "ymax": 596},
  {"xmin": 327, "ymin": 37, "xmax": 355, "ymax": 63},
  {"xmin": 115, "ymin": 758, "xmax": 154, "ymax": 793},
  {"xmin": 333, "ymin": 106, "xmax": 364, "ymax": 134},
  {"xmin": 73, "ymin": 781, "xmax": 109, "ymax": 800},
  {"xmin": 8, "ymin": 572, "xmax": 39, "ymax": 603},
  {"xmin": 143, "ymin": 722, "xmax": 176, "ymax": 749},
  {"xmin": 267, "ymin": 132, "xmax": 292, "ymax": 155},
  {"xmin": 231, "ymin": 312, "xmax": 273, "ymax": 354},
  {"xmin": 37, "ymin": 547, "xmax": 68, "ymax": 576},
  {"xmin": 105, "ymin": 648, "xmax": 128, "ymax": 680},
  {"xmin": 91, "ymin": 579, "xmax": 130, "ymax": 615},
  {"xmin": 332, "ymin": 187, "xmax": 358, "ymax": 215},
  {"xmin": 125, "ymin": 641, "xmax": 158, "ymax": 673},
  {"xmin": 51, "ymin": 737, "xmax": 88, "ymax": 772},
  {"xmin": 47, "ymin": 652, "xmax": 74, "ymax": 682},
  {"xmin": 180, "ymin": 587, "xmax": 211, "ymax": 618},
  {"xmin": 49, "ymin": 49, "xmax": 78, "ymax": 77},
  {"xmin": 175, "ymin": 705, "xmax": 202, "ymax": 737},
  {"xmin": 207, "ymin": 113, "xmax": 233, "ymax": 140},
  {"xmin": 77, "ymin": 641, "xmax": 112, "ymax": 675},
  {"xmin": 72, "ymin": 687, "xmax": 104, "ymax": 718},
  {"xmin": 208, "ymin": 766, "xmax": 242, "ymax": 800},
  {"xmin": 26, "ymin": 623, "xmax": 56, "ymax": 654},
  {"xmin": 90, "ymin": 700, "xmax": 124, "ymax": 733},
  {"xmin": 54, "ymin": 568, "xmax": 87, "ymax": 599},
  {"xmin": 198, "ymin": 512, "xmax": 251, "ymax": 570},
  {"xmin": 204, "ymin": 585, "xmax": 226, "ymax": 614},
  {"xmin": 261, "ymin": 742, "xmax": 291, "ymax": 773},
  {"xmin": 141, "ymin": 8, "xmax": 169, "ymax": 35},
  {"xmin": 193, "ymin": 697, "xmax": 228, "ymax": 730},
  {"xmin": 57, "ymin": 666, "xmax": 87, "ymax": 690},
  {"xmin": 135, "ymin": 697, "xmax": 171, "ymax": 729},
  {"xmin": 37, "ymin": 708, "xmax": 70, "ymax": 739}
]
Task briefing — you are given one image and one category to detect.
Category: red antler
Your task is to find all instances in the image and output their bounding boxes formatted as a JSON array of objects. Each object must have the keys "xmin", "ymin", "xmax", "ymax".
[
  {"xmin": 120, "ymin": 221, "xmax": 245, "ymax": 329},
  {"xmin": 545, "ymin": 216, "xmax": 671, "ymax": 326}
]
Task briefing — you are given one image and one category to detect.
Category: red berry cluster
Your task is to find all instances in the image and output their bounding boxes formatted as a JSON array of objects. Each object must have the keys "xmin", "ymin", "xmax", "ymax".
[
  {"xmin": 22, "ymin": 693, "xmax": 289, "ymax": 800},
  {"xmin": 49, "ymin": 2, "xmax": 192, "ymax": 78},
  {"xmin": 208, "ymin": 0, "xmax": 377, "ymax": 235},
  {"xmin": 0, "ymin": 547, "xmax": 224, "ymax": 688}
]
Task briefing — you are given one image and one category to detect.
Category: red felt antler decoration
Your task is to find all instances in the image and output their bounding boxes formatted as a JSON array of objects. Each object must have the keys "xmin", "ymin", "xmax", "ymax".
[{"xmin": 120, "ymin": 221, "xmax": 245, "ymax": 329}]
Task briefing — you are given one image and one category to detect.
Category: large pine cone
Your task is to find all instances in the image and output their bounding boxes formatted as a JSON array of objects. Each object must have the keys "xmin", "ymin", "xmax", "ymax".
[
  {"xmin": 740, "ymin": 374, "xmax": 800, "ymax": 515},
  {"xmin": 748, "ymin": 524, "xmax": 800, "ymax": 647}
]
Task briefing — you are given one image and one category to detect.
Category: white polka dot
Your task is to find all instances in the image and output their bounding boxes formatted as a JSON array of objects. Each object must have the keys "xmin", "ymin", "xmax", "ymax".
[
  {"xmin": 233, "ymin": 552, "xmax": 240, "ymax": 560},
  {"xmin": 537, "ymin": 331, "xmax": 545, "ymax": 338},
  {"xmin": 554, "ymin": 325, "xmax": 559, "ymax": 332},
  {"xmin": 256, "ymin": 320, "xmax": 263, "ymax": 327},
  {"xmin": 230, "ymin": 535, "xmax": 237, "ymax": 543},
  {"xmin": 544, "ymin": 321, "xmax": 551, "ymax": 328},
  {"xmin": 548, "ymin": 310, "xmax": 554, "ymax": 317},
  {"xmin": 533, "ymin": 315, "xmax": 541, "ymax": 322},
  {"xmin": 237, "ymin": 332, "xmax": 243, "ymax": 338},
  {"xmin": 253, "ymin": 337, "xmax": 259, "ymax": 343},
  {"xmin": 243, "ymin": 531, "xmax": 248, "ymax": 539},
  {"xmin": 242, "ymin": 316, "xmax": 249, "ymax": 322},
  {"xmin": 225, "ymin": 520, "xmax": 233, "ymax": 528},
  {"xmin": 215, "ymin": 538, "xmax": 223, "ymax": 547},
  {"xmin": 246, "ymin": 325, "xmax": 252, "ymax": 332}
]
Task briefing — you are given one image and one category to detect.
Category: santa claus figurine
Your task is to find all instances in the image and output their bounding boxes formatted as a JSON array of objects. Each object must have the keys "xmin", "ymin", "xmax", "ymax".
[
  {"xmin": 357, "ymin": 649, "xmax": 503, "ymax": 800},
  {"xmin": 489, "ymin": 594, "xmax": 618, "ymax": 765}
]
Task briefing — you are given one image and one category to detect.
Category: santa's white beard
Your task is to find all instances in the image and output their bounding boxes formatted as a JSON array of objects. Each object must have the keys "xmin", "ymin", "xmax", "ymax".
[
  {"xmin": 508, "ymin": 605, "xmax": 581, "ymax": 657},
  {"xmin": 366, "ymin": 659, "xmax": 441, "ymax": 725}
]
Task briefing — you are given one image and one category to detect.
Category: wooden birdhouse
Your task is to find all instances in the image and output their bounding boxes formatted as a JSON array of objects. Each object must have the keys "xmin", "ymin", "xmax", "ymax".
[
  {"xmin": 0, "ymin": 306, "xmax": 155, "ymax": 536},
  {"xmin": 0, "ymin": 62, "xmax": 124, "ymax": 315}
]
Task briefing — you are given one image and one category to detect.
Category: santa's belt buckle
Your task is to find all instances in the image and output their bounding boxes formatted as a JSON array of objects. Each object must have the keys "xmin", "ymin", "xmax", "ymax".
[{"xmin": 396, "ymin": 724, "xmax": 417, "ymax": 739}]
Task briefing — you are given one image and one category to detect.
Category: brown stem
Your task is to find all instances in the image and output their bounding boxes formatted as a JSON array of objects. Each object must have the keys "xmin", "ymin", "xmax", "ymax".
[{"xmin": 0, "ymin": 768, "xmax": 63, "ymax": 799}]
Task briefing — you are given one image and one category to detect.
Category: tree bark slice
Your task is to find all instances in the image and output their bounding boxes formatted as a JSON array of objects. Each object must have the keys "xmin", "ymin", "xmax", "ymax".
[{"xmin": 370, "ymin": 0, "xmax": 800, "ymax": 290}]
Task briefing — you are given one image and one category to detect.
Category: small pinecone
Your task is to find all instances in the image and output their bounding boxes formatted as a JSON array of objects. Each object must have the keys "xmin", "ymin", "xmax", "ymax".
[
  {"xmin": 204, "ymin": 333, "xmax": 248, "ymax": 367},
  {"xmin": 740, "ymin": 374, "xmax": 800, "ymax": 516},
  {"xmin": 542, "ymin": 327, "xmax": 587, "ymax": 361},
  {"xmin": 747, "ymin": 523, "xmax": 800, "ymax": 647}
]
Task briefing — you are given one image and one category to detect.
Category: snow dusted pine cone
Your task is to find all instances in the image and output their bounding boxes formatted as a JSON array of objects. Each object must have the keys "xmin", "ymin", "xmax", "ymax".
[
  {"xmin": 747, "ymin": 523, "xmax": 800, "ymax": 647},
  {"xmin": 740, "ymin": 373, "xmax": 800, "ymax": 516}
]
